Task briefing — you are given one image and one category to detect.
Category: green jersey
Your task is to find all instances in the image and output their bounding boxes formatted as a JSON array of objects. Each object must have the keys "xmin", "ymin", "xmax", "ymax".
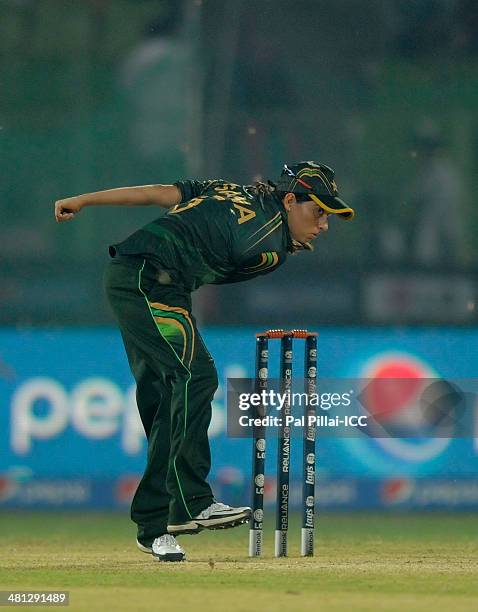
[{"xmin": 109, "ymin": 179, "xmax": 295, "ymax": 291}]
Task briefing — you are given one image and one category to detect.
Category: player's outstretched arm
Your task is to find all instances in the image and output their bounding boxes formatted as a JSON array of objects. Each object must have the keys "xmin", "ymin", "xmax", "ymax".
[{"xmin": 54, "ymin": 184, "xmax": 181, "ymax": 222}]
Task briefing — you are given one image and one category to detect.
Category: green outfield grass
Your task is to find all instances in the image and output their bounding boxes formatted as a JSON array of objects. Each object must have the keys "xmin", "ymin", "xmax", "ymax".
[{"xmin": 1, "ymin": 512, "xmax": 477, "ymax": 611}]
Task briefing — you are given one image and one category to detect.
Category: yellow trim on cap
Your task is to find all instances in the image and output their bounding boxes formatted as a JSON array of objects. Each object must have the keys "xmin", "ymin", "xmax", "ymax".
[{"xmin": 310, "ymin": 194, "xmax": 355, "ymax": 220}]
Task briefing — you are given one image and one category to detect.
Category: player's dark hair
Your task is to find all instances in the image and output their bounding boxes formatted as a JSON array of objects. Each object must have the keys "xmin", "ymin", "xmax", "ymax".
[
  {"xmin": 252, "ymin": 181, "xmax": 311, "ymax": 206},
  {"xmin": 252, "ymin": 181, "xmax": 315, "ymax": 253},
  {"xmin": 276, "ymin": 192, "xmax": 311, "ymax": 203}
]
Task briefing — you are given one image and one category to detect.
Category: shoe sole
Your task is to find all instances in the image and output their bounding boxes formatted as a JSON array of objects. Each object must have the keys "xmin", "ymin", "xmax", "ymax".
[
  {"xmin": 168, "ymin": 509, "xmax": 251, "ymax": 535},
  {"xmin": 137, "ymin": 539, "xmax": 186, "ymax": 561},
  {"xmin": 152, "ymin": 552, "xmax": 186, "ymax": 562},
  {"xmin": 167, "ymin": 522, "xmax": 204, "ymax": 535}
]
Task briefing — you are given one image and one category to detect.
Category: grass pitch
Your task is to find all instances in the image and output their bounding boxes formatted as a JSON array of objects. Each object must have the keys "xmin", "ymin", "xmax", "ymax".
[{"xmin": 1, "ymin": 512, "xmax": 477, "ymax": 611}]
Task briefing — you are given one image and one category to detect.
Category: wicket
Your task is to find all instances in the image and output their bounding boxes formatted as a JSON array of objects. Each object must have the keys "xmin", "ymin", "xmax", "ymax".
[{"xmin": 249, "ymin": 329, "xmax": 318, "ymax": 558}]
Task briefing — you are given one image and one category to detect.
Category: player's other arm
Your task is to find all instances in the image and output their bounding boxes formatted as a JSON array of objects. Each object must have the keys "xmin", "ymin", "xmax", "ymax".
[{"xmin": 54, "ymin": 184, "xmax": 181, "ymax": 222}]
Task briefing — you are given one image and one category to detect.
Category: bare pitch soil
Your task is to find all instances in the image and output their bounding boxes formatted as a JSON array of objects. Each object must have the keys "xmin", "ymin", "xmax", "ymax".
[{"xmin": 1, "ymin": 512, "xmax": 477, "ymax": 611}]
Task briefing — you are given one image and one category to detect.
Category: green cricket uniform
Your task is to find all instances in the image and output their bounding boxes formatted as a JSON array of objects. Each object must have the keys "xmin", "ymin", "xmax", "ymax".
[
  {"xmin": 104, "ymin": 179, "xmax": 294, "ymax": 545},
  {"xmin": 109, "ymin": 179, "xmax": 294, "ymax": 288}
]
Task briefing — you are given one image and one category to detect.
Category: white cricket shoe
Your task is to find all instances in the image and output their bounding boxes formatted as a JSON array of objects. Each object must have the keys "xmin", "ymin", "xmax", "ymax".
[
  {"xmin": 151, "ymin": 534, "xmax": 186, "ymax": 562},
  {"xmin": 168, "ymin": 502, "xmax": 251, "ymax": 535}
]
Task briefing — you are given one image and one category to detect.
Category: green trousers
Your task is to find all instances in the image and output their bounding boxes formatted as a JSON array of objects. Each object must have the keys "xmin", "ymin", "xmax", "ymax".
[{"xmin": 104, "ymin": 256, "xmax": 217, "ymax": 544}]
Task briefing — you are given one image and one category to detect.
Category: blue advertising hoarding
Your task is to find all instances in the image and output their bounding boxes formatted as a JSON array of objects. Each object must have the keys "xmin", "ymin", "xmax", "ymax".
[{"xmin": 1, "ymin": 327, "xmax": 478, "ymax": 509}]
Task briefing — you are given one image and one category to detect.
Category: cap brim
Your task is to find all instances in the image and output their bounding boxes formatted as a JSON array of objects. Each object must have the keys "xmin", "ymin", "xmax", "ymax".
[{"xmin": 310, "ymin": 194, "xmax": 355, "ymax": 220}]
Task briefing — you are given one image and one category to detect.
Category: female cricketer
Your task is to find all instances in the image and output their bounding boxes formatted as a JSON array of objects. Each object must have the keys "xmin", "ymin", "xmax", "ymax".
[{"xmin": 54, "ymin": 161, "xmax": 354, "ymax": 561}]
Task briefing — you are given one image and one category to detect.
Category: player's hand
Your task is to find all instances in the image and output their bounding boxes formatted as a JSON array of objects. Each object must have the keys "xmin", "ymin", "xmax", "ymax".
[{"xmin": 54, "ymin": 197, "xmax": 84, "ymax": 222}]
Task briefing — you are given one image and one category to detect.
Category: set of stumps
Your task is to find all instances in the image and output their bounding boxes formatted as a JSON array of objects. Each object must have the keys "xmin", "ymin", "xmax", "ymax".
[{"xmin": 249, "ymin": 329, "xmax": 317, "ymax": 557}]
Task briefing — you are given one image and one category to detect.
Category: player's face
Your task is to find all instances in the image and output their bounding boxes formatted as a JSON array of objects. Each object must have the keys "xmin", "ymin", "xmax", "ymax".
[{"xmin": 284, "ymin": 197, "xmax": 329, "ymax": 243}]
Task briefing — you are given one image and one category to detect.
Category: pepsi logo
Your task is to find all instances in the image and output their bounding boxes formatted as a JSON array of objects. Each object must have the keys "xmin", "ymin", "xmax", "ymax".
[
  {"xmin": 0, "ymin": 476, "xmax": 17, "ymax": 502},
  {"xmin": 115, "ymin": 475, "xmax": 140, "ymax": 504},
  {"xmin": 359, "ymin": 352, "xmax": 451, "ymax": 462},
  {"xmin": 381, "ymin": 478, "xmax": 414, "ymax": 505}
]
